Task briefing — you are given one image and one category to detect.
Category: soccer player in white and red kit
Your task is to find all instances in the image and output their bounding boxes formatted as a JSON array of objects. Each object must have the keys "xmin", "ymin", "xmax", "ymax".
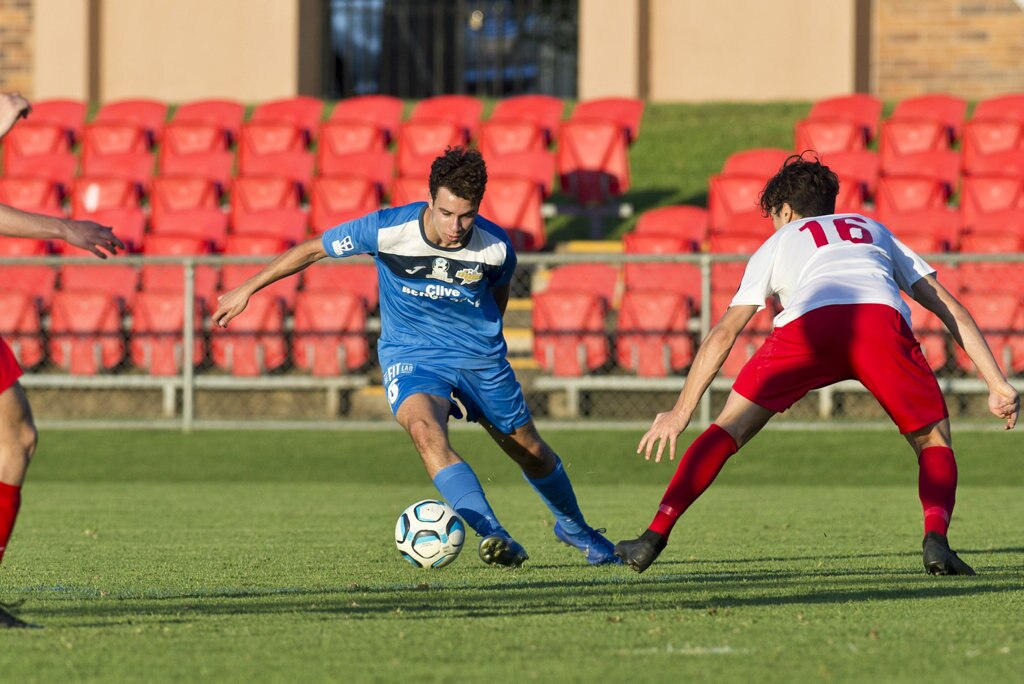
[
  {"xmin": 615, "ymin": 154, "xmax": 1020, "ymax": 574},
  {"xmin": 0, "ymin": 93, "xmax": 124, "ymax": 628}
]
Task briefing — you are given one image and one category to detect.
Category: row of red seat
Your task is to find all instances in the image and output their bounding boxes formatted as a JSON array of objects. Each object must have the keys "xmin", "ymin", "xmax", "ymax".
[{"xmin": 0, "ymin": 95, "xmax": 643, "ymax": 210}]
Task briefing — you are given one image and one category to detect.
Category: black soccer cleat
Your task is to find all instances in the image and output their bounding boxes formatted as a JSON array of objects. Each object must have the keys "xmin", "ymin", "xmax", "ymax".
[
  {"xmin": 614, "ymin": 529, "xmax": 667, "ymax": 573},
  {"xmin": 922, "ymin": 531, "xmax": 976, "ymax": 576},
  {"xmin": 0, "ymin": 602, "xmax": 40, "ymax": 629},
  {"xmin": 478, "ymin": 533, "xmax": 529, "ymax": 568}
]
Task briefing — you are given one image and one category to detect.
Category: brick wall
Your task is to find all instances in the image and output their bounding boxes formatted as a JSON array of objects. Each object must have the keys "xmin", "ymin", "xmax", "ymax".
[
  {"xmin": 0, "ymin": 0, "xmax": 33, "ymax": 94},
  {"xmin": 875, "ymin": 0, "xmax": 1024, "ymax": 100}
]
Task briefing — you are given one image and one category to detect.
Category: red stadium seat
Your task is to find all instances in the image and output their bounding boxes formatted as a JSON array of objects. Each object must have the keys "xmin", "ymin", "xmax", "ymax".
[
  {"xmin": 532, "ymin": 291, "xmax": 609, "ymax": 376},
  {"xmin": 321, "ymin": 149, "xmax": 394, "ymax": 202},
  {"xmin": 139, "ymin": 234, "xmax": 219, "ymax": 303},
  {"xmin": 410, "ymin": 95, "xmax": 483, "ymax": 144},
  {"xmin": 250, "ymin": 96, "xmax": 324, "ymax": 145},
  {"xmin": 1, "ymin": 122, "xmax": 77, "ymax": 188},
  {"xmin": 479, "ymin": 176, "xmax": 546, "ymax": 251},
  {"xmin": 478, "ymin": 120, "xmax": 546, "ymax": 159},
  {"xmin": 820, "ymin": 150, "xmax": 880, "ymax": 200},
  {"xmin": 807, "ymin": 94, "xmax": 882, "ymax": 143},
  {"xmin": 892, "ymin": 94, "xmax": 967, "ymax": 142},
  {"xmin": 303, "ymin": 262, "xmax": 379, "ymax": 312},
  {"xmin": 171, "ymin": 98, "xmax": 245, "ymax": 144},
  {"xmin": 238, "ymin": 122, "xmax": 315, "ymax": 190},
  {"xmin": 148, "ymin": 175, "xmax": 228, "ymax": 251},
  {"xmin": 545, "ymin": 263, "xmax": 619, "ymax": 307},
  {"xmin": 707, "ymin": 232, "xmax": 765, "ymax": 293},
  {"xmin": 881, "ymin": 150, "xmax": 961, "ymax": 193},
  {"xmin": 972, "ymin": 94, "xmax": 1024, "ymax": 124},
  {"xmin": 879, "ymin": 119, "xmax": 949, "ymax": 163},
  {"xmin": 490, "ymin": 95, "xmax": 564, "ymax": 145},
  {"xmin": 223, "ymin": 233, "xmax": 291, "ymax": 256},
  {"xmin": 707, "ymin": 173, "xmax": 774, "ymax": 235},
  {"xmin": 59, "ymin": 263, "xmax": 139, "ymax": 308},
  {"xmin": 81, "ymin": 123, "xmax": 155, "ymax": 186},
  {"xmin": 292, "ymin": 291, "xmax": 369, "ymax": 375},
  {"xmin": 722, "ymin": 148, "xmax": 791, "ymax": 178},
  {"xmin": 834, "ymin": 179, "xmax": 866, "ymax": 214},
  {"xmin": 0, "ymin": 291, "xmax": 44, "ymax": 369},
  {"xmin": 633, "ymin": 205, "xmax": 709, "ymax": 250},
  {"xmin": 882, "ymin": 207, "xmax": 960, "ymax": 253},
  {"xmin": 396, "ymin": 120, "xmax": 463, "ymax": 178},
  {"xmin": 571, "ymin": 97, "xmax": 644, "ymax": 145},
  {"xmin": 329, "ymin": 94, "xmax": 403, "ymax": 144},
  {"xmin": 961, "ymin": 119, "xmax": 1024, "ymax": 173},
  {"xmin": 486, "ymin": 149, "xmax": 555, "ymax": 198},
  {"xmin": 0, "ymin": 265, "xmax": 57, "ymax": 309},
  {"xmin": 230, "ymin": 176, "xmax": 308, "ymax": 244},
  {"xmin": 48, "ymin": 290, "xmax": 125, "ymax": 374},
  {"xmin": 557, "ymin": 119, "xmax": 630, "ymax": 204},
  {"xmin": 874, "ymin": 176, "xmax": 949, "ymax": 225},
  {"xmin": 29, "ymin": 99, "xmax": 87, "ymax": 144},
  {"xmin": 622, "ymin": 233, "xmax": 701, "ymax": 307},
  {"xmin": 616, "ymin": 290, "xmax": 694, "ymax": 376},
  {"xmin": 0, "ymin": 177, "xmax": 64, "ymax": 217},
  {"xmin": 159, "ymin": 122, "xmax": 235, "ymax": 187},
  {"xmin": 389, "ymin": 175, "xmax": 429, "ymax": 206},
  {"xmin": 93, "ymin": 98, "xmax": 168, "ymax": 146},
  {"xmin": 958, "ymin": 227, "xmax": 1024, "ymax": 294},
  {"xmin": 0, "ymin": 236, "xmax": 49, "ymax": 257},
  {"xmin": 317, "ymin": 120, "xmax": 388, "ymax": 177},
  {"xmin": 901, "ymin": 294, "xmax": 949, "ymax": 372},
  {"xmin": 793, "ymin": 118, "xmax": 864, "ymax": 155},
  {"xmin": 70, "ymin": 176, "xmax": 140, "ymax": 213},
  {"xmin": 964, "ymin": 149, "xmax": 1024, "ymax": 178},
  {"xmin": 955, "ymin": 291, "xmax": 1024, "ymax": 375},
  {"xmin": 209, "ymin": 295, "xmax": 287, "ymax": 376},
  {"xmin": 309, "ymin": 176, "xmax": 380, "ymax": 233},
  {"xmin": 130, "ymin": 291, "xmax": 205, "ymax": 375},
  {"xmin": 959, "ymin": 175, "xmax": 1024, "ymax": 229}
]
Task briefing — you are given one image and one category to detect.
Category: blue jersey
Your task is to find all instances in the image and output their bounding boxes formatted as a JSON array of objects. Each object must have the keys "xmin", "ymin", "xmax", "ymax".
[{"xmin": 320, "ymin": 202, "xmax": 517, "ymax": 369}]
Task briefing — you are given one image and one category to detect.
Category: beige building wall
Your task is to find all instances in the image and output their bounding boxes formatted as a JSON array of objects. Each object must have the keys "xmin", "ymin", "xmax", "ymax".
[
  {"xmin": 580, "ymin": 0, "xmax": 859, "ymax": 102},
  {"xmin": 578, "ymin": 0, "xmax": 641, "ymax": 99},
  {"xmin": 32, "ymin": 0, "xmax": 89, "ymax": 100}
]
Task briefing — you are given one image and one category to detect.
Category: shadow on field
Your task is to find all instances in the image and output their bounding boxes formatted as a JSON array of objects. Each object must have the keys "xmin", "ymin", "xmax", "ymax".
[{"xmin": 26, "ymin": 557, "xmax": 1020, "ymax": 627}]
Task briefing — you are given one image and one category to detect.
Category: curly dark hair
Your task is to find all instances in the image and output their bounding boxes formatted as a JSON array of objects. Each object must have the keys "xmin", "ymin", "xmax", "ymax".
[
  {"xmin": 428, "ymin": 147, "xmax": 488, "ymax": 206},
  {"xmin": 759, "ymin": 152, "xmax": 840, "ymax": 218}
]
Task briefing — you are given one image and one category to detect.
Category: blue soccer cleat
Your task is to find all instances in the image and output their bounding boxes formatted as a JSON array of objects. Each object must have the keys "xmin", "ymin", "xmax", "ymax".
[
  {"xmin": 553, "ymin": 522, "xmax": 622, "ymax": 565},
  {"xmin": 478, "ymin": 533, "xmax": 529, "ymax": 568}
]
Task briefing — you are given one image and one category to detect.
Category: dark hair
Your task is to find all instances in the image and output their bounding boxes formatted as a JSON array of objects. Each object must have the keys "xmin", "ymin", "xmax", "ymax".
[
  {"xmin": 759, "ymin": 152, "xmax": 840, "ymax": 218},
  {"xmin": 429, "ymin": 147, "xmax": 488, "ymax": 206}
]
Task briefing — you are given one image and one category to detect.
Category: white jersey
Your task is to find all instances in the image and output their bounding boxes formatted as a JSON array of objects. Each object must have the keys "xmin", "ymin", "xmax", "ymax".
[{"xmin": 730, "ymin": 213, "xmax": 935, "ymax": 328}]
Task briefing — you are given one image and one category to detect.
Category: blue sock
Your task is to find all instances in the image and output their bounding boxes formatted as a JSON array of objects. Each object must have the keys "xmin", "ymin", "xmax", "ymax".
[
  {"xmin": 525, "ymin": 458, "xmax": 586, "ymax": 535},
  {"xmin": 432, "ymin": 462, "xmax": 505, "ymax": 538}
]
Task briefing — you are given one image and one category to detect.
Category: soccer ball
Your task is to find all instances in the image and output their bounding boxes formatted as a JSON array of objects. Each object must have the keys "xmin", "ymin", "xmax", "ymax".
[{"xmin": 395, "ymin": 499, "xmax": 466, "ymax": 568}]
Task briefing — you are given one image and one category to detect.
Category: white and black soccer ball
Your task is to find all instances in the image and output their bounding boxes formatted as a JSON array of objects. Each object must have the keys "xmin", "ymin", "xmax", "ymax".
[{"xmin": 395, "ymin": 499, "xmax": 466, "ymax": 568}]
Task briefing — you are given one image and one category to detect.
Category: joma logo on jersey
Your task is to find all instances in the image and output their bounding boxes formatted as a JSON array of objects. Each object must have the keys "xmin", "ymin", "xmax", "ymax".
[
  {"xmin": 331, "ymin": 236, "xmax": 355, "ymax": 254},
  {"xmin": 455, "ymin": 265, "xmax": 483, "ymax": 285}
]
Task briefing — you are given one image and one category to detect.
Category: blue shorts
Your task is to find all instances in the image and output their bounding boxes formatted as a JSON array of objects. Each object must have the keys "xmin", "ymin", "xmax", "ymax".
[{"xmin": 380, "ymin": 357, "xmax": 532, "ymax": 434}]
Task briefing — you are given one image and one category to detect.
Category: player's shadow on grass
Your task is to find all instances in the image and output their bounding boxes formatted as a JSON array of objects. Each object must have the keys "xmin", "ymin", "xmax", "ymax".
[{"xmin": 29, "ymin": 565, "xmax": 1020, "ymax": 627}]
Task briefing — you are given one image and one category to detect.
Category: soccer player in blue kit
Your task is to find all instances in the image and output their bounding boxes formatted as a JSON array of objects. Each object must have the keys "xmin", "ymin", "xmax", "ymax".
[{"xmin": 213, "ymin": 147, "xmax": 620, "ymax": 567}]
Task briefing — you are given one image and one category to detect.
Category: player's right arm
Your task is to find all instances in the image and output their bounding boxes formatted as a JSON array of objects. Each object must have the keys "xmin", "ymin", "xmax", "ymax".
[
  {"xmin": 911, "ymin": 273, "xmax": 1019, "ymax": 429},
  {"xmin": 0, "ymin": 203, "xmax": 123, "ymax": 258},
  {"xmin": 212, "ymin": 237, "xmax": 327, "ymax": 328},
  {"xmin": 638, "ymin": 304, "xmax": 758, "ymax": 462}
]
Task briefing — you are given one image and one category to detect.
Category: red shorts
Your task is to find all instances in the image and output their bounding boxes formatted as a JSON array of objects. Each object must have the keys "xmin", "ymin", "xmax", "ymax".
[
  {"xmin": 0, "ymin": 338, "xmax": 23, "ymax": 394},
  {"xmin": 733, "ymin": 304, "xmax": 948, "ymax": 434}
]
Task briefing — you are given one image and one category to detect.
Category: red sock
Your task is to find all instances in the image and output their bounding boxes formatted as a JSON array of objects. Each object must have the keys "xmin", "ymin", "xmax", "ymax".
[
  {"xmin": 0, "ymin": 482, "xmax": 22, "ymax": 564},
  {"xmin": 649, "ymin": 424, "xmax": 738, "ymax": 538},
  {"xmin": 918, "ymin": 446, "xmax": 957, "ymax": 536}
]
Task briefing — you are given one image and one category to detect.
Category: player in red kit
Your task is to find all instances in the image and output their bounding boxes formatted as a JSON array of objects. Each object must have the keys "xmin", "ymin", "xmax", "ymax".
[
  {"xmin": 615, "ymin": 154, "xmax": 1020, "ymax": 575},
  {"xmin": 0, "ymin": 93, "xmax": 124, "ymax": 628}
]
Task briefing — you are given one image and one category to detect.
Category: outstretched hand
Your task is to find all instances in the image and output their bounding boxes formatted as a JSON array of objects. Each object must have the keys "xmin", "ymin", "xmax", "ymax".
[
  {"xmin": 211, "ymin": 287, "xmax": 250, "ymax": 329},
  {"xmin": 989, "ymin": 382, "xmax": 1020, "ymax": 430},
  {"xmin": 62, "ymin": 219, "xmax": 124, "ymax": 258},
  {"xmin": 637, "ymin": 409, "xmax": 692, "ymax": 463}
]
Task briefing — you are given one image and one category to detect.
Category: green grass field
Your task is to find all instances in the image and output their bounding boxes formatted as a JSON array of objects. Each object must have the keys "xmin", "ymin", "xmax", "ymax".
[{"xmin": 2, "ymin": 428, "xmax": 1023, "ymax": 682}]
